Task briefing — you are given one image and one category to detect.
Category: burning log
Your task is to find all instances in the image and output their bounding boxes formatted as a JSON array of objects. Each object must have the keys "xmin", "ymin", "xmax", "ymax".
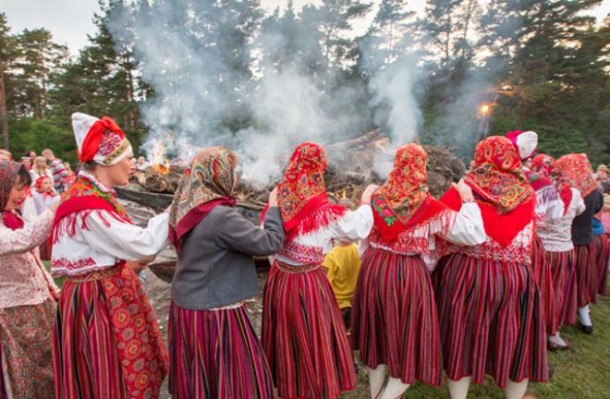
[{"xmin": 130, "ymin": 165, "xmax": 185, "ymax": 193}]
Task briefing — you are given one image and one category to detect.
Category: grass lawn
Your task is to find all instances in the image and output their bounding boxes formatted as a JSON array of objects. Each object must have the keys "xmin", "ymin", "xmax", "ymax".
[{"xmin": 342, "ymin": 293, "xmax": 610, "ymax": 398}]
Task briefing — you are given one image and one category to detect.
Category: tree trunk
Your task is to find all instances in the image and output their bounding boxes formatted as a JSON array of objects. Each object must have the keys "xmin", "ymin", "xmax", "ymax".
[{"xmin": 0, "ymin": 55, "xmax": 9, "ymax": 150}]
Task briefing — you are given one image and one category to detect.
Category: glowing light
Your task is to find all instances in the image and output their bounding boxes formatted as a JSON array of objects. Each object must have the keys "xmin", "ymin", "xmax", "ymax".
[{"xmin": 480, "ymin": 104, "xmax": 490, "ymax": 115}]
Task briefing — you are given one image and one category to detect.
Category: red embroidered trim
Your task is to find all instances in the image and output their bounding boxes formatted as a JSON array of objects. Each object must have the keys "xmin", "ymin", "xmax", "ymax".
[
  {"xmin": 279, "ymin": 241, "xmax": 325, "ymax": 265},
  {"xmin": 52, "ymin": 257, "xmax": 97, "ymax": 271}
]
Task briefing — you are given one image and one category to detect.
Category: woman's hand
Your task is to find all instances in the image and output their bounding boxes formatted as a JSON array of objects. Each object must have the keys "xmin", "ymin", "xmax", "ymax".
[
  {"xmin": 453, "ymin": 179, "xmax": 475, "ymax": 203},
  {"xmin": 268, "ymin": 187, "xmax": 279, "ymax": 207},
  {"xmin": 361, "ymin": 184, "xmax": 379, "ymax": 204}
]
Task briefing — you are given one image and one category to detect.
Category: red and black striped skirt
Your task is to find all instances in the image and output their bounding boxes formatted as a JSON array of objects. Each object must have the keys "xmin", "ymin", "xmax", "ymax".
[
  {"xmin": 531, "ymin": 236, "xmax": 557, "ymax": 335},
  {"xmin": 168, "ymin": 302, "xmax": 274, "ymax": 398},
  {"xmin": 594, "ymin": 234, "xmax": 609, "ymax": 297},
  {"xmin": 262, "ymin": 262, "xmax": 356, "ymax": 399},
  {"xmin": 573, "ymin": 243, "xmax": 598, "ymax": 307},
  {"xmin": 545, "ymin": 250, "xmax": 576, "ymax": 327},
  {"xmin": 436, "ymin": 253, "xmax": 548, "ymax": 388},
  {"xmin": 351, "ymin": 248, "xmax": 442, "ymax": 386}
]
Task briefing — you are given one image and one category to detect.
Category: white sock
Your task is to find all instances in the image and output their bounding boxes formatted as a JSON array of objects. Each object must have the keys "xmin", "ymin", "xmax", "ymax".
[
  {"xmin": 578, "ymin": 305, "xmax": 592, "ymax": 326},
  {"xmin": 504, "ymin": 379, "xmax": 529, "ymax": 399},
  {"xmin": 379, "ymin": 376, "xmax": 410, "ymax": 398},
  {"xmin": 447, "ymin": 376, "xmax": 471, "ymax": 399},
  {"xmin": 367, "ymin": 365, "xmax": 387, "ymax": 399},
  {"xmin": 548, "ymin": 332, "xmax": 567, "ymax": 346}
]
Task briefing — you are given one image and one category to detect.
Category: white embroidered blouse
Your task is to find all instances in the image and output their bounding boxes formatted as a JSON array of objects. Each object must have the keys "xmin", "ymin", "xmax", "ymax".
[
  {"xmin": 537, "ymin": 188, "xmax": 586, "ymax": 252},
  {"xmin": 51, "ymin": 172, "xmax": 170, "ymax": 277},
  {"xmin": 0, "ymin": 209, "xmax": 59, "ymax": 308},
  {"xmin": 275, "ymin": 204, "xmax": 374, "ymax": 266}
]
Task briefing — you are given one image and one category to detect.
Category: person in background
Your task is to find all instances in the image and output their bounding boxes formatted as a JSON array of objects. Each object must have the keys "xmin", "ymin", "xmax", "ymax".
[
  {"xmin": 0, "ymin": 149, "xmax": 13, "ymax": 161},
  {"xmin": 531, "ymin": 154, "xmax": 585, "ymax": 350},
  {"xmin": 596, "ymin": 164, "xmax": 610, "ymax": 193},
  {"xmin": 554, "ymin": 154, "xmax": 604, "ymax": 334},
  {"xmin": 29, "ymin": 176, "xmax": 58, "ymax": 260},
  {"xmin": 136, "ymin": 155, "xmax": 149, "ymax": 170},
  {"xmin": 508, "ymin": 131, "xmax": 562, "ymax": 343},
  {"xmin": 20, "ymin": 157, "xmax": 32, "ymax": 171},
  {"xmin": 30, "ymin": 156, "xmax": 55, "ymax": 189},
  {"xmin": 0, "ymin": 160, "xmax": 60, "ymax": 398},
  {"xmin": 322, "ymin": 237, "xmax": 361, "ymax": 332},
  {"xmin": 42, "ymin": 148, "xmax": 68, "ymax": 192},
  {"xmin": 63, "ymin": 162, "xmax": 76, "ymax": 187},
  {"xmin": 52, "ymin": 112, "xmax": 170, "ymax": 399},
  {"xmin": 168, "ymin": 147, "xmax": 284, "ymax": 398}
]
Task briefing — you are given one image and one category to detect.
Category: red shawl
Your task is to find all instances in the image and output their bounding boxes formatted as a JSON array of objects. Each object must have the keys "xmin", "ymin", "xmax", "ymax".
[
  {"xmin": 276, "ymin": 142, "xmax": 345, "ymax": 239},
  {"xmin": 371, "ymin": 143, "xmax": 449, "ymax": 241},
  {"xmin": 52, "ymin": 174, "xmax": 131, "ymax": 243}
]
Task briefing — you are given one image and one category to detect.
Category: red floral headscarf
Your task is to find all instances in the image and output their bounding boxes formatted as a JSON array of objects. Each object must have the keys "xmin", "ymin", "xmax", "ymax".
[
  {"xmin": 169, "ymin": 147, "xmax": 237, "ymax": 247},
  {"xmin": 464, "ymin": 136, "xmax": 533, "ymax": 213},
  {"xmin": 277, "ymin": 142, "xmax": 345, "ymax": 239},
  {"xmin": 554, "ymin": 154, "xmax": 598, "ymax": 198},
  {"xmin": 371, "ymin": 144, "xmax": 449, "ymax": 240}
]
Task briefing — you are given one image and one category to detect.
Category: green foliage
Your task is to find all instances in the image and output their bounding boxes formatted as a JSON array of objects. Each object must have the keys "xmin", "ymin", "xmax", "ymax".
[
  {"xmin": 0, "ymin": 0, "xmax": 608, "ymax": 164},
  {"xmin": 7, "ymin": 117, "xmax": 76, "ymax": 162}
]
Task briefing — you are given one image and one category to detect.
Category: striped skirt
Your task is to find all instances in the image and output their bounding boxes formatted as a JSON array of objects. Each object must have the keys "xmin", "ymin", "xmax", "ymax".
[
  {"xmin": 436, "ymin": 254, "xmax": 548, "ymax": 388},
  {"xmin": 262, "ymin": 262, "xmax": 356, "ymax": 399},
  {"xmin": 531, "ymin": 236, "xmax": 557, "ymax": 335},
  {"xmin": 168, "ymin": 302, "xmax": 274, "ymax": 398},
  {"xmin": 351, "ymin": 248, "xmax": 442, "ymax": 386},
  {"xmin": 546, "ymin": 250, "xmax": 576, "ymax": 327},
  {"xmin": 573, "ymin": 243, "xmax": 597, "ymax": 308},
  {"xmin": 0, "ymin": 298, "xmax": 56, "ymax": 398},
  {"xmin": 54, "ymin": 264, "xmax": 169, "ymax": 399},
  {"xmin": 594, "ymin": 234, "xmax": 609, "ymax": 296}
]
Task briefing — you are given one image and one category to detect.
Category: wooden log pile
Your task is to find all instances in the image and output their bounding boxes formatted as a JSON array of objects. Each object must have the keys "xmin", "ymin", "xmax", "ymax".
[
  {"xmin": 129, "ymin": 164, "xmax": 186, "ymax": 193},
  {"xmin": 126, "ymin": 130, "xmax": 466, "ymax": 211}
]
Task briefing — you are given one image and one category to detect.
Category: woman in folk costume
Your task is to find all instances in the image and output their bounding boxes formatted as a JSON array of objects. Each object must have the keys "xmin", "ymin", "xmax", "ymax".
[
  {"xmin": 262, "ymin": 142, "xmax": 374, "ymax": 399},
  {"xmin": 554, "ymin": 154, "xmax": 604, "ymax": 333},
  {"xmin": 351, "ymin": 144, "xmax": 486, "ymax": 399},
  {"xmin": 0, "ymin": 161, "xmax": 60, "ymax": 398},
  {"xmin": 52, "ymin": 113, "xmax": 170, "ymax": 399},
  {"xmin": 530, "ymin": 154, "xmax": 585, "ymax": 350},
  {"xmin": 436, "ymin": 136, "xmax": 548, "ymax": 399},
  {"xmin": 167, "ymin": 148, "xmax": 284, "ymax": 398},
  {"xmin": 507, "ymin": 130, "xmax": 562, "ymax": 340}
]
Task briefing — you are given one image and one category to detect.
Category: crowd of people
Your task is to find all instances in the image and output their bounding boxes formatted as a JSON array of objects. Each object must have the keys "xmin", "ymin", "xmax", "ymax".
[{"xmin": 0, "ymin": 113, "xmax": 608, "ymax": 399}]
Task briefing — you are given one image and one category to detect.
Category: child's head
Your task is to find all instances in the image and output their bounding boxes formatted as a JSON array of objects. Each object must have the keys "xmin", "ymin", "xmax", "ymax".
[
  {"xmin": 35, "ymin": 176, "xmax": 53, "ymax": 193},
  {"xmin": 34, "ymin": 156, "xmax": 47, "ymax": 170}
]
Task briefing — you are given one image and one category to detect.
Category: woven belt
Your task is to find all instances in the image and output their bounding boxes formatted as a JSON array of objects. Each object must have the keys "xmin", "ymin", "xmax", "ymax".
[
  {"xmin": 65, "ymin": 265, "xmax": 121, "ymax": 282},
  {"xmin": 274, "ymin": 261, "xmax": 320, "ymax": 273}
]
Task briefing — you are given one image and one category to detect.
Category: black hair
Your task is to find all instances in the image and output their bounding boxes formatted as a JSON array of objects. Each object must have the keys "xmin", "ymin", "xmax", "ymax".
[{"xmin": 15, "ymin": 165, "xmax": 32, "ymax": 187}]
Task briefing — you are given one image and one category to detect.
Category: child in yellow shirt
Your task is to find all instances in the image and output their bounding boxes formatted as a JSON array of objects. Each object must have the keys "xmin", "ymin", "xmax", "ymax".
[{"xmin": 323, "ymin": 239, "xmax": 362, "ymax": 331}]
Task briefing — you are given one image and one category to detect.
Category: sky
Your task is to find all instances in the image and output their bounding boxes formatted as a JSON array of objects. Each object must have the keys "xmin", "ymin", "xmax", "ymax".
[{"xmin": 2, "ymin": 0, "xmax": 610, "ymax": 56}]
